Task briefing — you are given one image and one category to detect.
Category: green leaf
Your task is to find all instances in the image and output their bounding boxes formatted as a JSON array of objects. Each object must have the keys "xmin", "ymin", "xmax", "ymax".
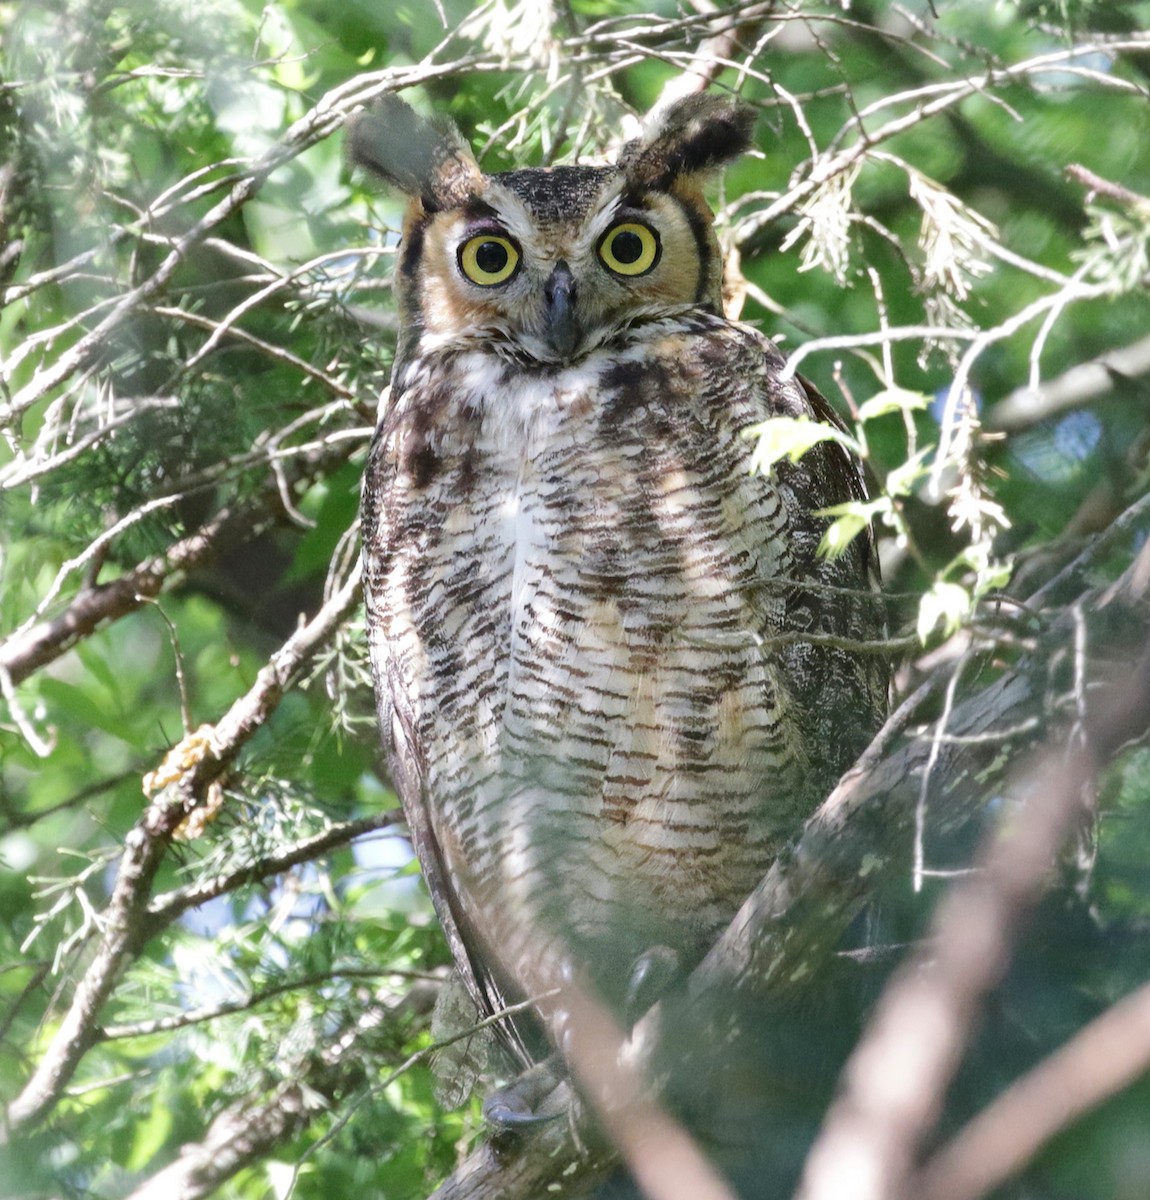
[
  {"xmin": 816, "ymin": 498, "xmax": 891, "ymax": 521},
  {"xmin": 814, "ymin": 497, "xmax": 889, "ymax": 560},
  {"xmin": 856, "ymin": 388, "xmax": 931, "ymax": 421},
  {"xmin": 744, "ymin": 416, "xmax": 860, "ymax": 475},
  {"xmin": 818, "ymin": 512, "xmax": 869, "ymax": 559},
  {"xmin": 917, "ymin": 581, "xmax": 972, "ymax": 643},
  {"xmin": 884, "ymin": 446, "xmax": 934, "ymax": 498},
  {"xmin": 975, "ymin": 558, "xmax": 1014, "ymax": 595},
  {"xmin": 948, "ymin": 543, "xmax": 1014, "ymax": 597}
]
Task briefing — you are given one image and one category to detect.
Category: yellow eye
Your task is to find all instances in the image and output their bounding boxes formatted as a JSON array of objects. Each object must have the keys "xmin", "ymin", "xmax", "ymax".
[
  {"xmin": 458, "ymin": 234, "xmax": 520, "ymax": 286},
  {"xmin": 598, "ymin": 222, "xmax": 660, "ymax": 276}
]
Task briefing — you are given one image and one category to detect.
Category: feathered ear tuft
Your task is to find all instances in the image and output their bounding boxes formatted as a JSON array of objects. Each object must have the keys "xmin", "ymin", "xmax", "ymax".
[
  {"xmin": 347, "ymin": 94, "xmax": 483, "ymax": 212},
  {"xmin": 617, "ymin": 94, "xmax": 755, "ymax": 190}
]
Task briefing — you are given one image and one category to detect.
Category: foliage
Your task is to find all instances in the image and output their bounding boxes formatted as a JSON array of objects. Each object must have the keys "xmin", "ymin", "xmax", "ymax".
[{"xmin": 1, "ymin": 2, "xmax": 1150, "ymax": 1199}]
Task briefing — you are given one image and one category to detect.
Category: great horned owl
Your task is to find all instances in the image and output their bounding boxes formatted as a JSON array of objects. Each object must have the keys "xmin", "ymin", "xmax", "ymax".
[{"xmin": 352, "ymin": 93, "xmax": 886, "ymax": 1068}]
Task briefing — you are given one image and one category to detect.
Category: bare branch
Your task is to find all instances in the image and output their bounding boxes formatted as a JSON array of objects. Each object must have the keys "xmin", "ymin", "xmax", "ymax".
[
  {"xmin": 0, "ymin": 431, "xmax": 359, "ymax": 687},
  {"xmin": 929, "ymin": 277, "xmax": 1114, "ymax": 503},
  {"xmin": 734, "ymin": 35, "xmax": 1150, "ymax": 248},
  {"xmin": 423, "ymin": 480, "xmax": 1150, "ymax": 1195},
  {"xmin": 149, "ymin": 305, "xmax": 356, "ymax": 400},
  {"xmin": 0, "ymin": 57, "xmax": 500, "ymax": 426},
  {"xmin": 146, "ymin": 810, "xmax": 398, "ymax": 928},
  {"xmin": 989, "ymin": 330, "xmax": 1150, "ymax": 433},
  {"xmin": 1066, "ymin": 163, "xmax": 1150, "ymax": 211},
  {"xmin": 98, "ymin": 966, "xmax": 435, "ymax": 1041},
  {"xmin": 652, "ymin": 3, "xmax": 776, "ymax": 105},
  {"xmin": 0, "ymin": 493, "xmax": 275, "ymax": 686},
  {"xmin": 3, "ymin": 562, "xmax": 364, "ymax": 1135},
  {"xmin": 795, "ymin": 632, "xmax": 1150, "ymax": 1200},
  {"xmin": 917, "ymin": 978, "xmax": 1150, "ymax": 1200},
  {"xmin": 780, "ymin": 324, "xmax": 980, "ymax": 376},
  {"xmin": 429, "ymin": 1120, "xmax": 612, "ymax": 1200}
]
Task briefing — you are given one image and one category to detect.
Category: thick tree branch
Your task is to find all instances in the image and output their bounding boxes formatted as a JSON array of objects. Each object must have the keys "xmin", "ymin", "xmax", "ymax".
[
  {"xmin": 420, "ymin": 621, "xmax": 1086, "ymax": 1196},
  {"xmin": 429, "ymin": 1122, "xmax": 612, "ymax": 1200},
  {"xmin": 421, "ymin": 466, "xmax": 1150, "ymax": 1198},
  {"xmin": 7, "ymin": 12, "xmax": 1150, "ymax": 1199}
]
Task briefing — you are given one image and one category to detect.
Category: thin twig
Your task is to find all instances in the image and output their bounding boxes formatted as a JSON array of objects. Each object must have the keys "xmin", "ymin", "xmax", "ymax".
[
  {"xmin": 146, "ymin": 810, "xmax": 398, "ymax": 927},
  {"xmin": 98, "ymin": 966, "xmax": 440, "ymax": 1040}
]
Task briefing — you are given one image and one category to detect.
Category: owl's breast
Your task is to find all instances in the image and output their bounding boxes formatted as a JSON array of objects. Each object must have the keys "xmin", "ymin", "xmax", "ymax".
[
  {"xmin": 492, "ymin": 330, "xmax": 812, "ymax": 952},
  {"xmin": 364, "ymin": 318, "xmax": 869, "ymax": 1001}
]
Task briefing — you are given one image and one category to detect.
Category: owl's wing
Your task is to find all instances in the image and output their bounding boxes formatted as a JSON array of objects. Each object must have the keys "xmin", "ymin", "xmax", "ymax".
[
  {"xmin": 362, "ymin": 421, "xmax": 540, "ymax": 1070},
  {"xmin": 693, "ymin": 326, "xmax": 886, "ymax": 785},
  {"xmin": 375, "ymin": 623, "xmax": 542, "ymax": 1070},
  {"xmin": 767, "ymin": 366, "xmax": 888, "ymax": 774}
]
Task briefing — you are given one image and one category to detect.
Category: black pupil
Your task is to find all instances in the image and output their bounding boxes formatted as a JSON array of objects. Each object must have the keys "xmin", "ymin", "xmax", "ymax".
[
  {"xmin": 612, "ymin": 230, "xmax": 644, "ymax": 264},
  {"xmin": 475, "ymin": 240, "xmax": 508, "ymax": 274}
]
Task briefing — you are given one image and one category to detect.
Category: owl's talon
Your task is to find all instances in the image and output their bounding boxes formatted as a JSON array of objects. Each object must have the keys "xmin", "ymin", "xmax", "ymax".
[
  {"xmin": 483, "ymin": 1096, "xmax": 559, "ymax": 1127},
  {"xmin": 483, "ymin": 1059, "xmax": 569, "ymax": 1129},
  {"xmin": 625, "ymin": 944, "xmax": 682, "ymax": 1023}
]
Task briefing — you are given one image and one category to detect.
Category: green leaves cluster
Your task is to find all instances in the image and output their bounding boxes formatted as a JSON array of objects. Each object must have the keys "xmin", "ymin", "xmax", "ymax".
[{"xmin": 747, "ymin": 387, "xmax": 1011, "ymax": 643}]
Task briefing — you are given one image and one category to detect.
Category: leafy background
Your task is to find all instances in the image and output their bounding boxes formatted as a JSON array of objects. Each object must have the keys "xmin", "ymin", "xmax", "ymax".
[{"xmin": 2, "ymin": 1, "xmax": 1150, "ymax": 1198}]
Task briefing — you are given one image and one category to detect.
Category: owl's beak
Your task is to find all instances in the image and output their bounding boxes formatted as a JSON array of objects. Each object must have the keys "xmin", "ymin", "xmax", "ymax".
[{"xmin": 543, "ymin": 261, "xmax": 580, "ymax": 361}]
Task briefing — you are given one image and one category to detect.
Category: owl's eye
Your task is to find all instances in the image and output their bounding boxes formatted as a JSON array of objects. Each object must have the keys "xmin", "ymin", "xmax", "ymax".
[
  {"xmin": 458, "ymin": 234, "xmax": 520, "ymax": 286},
  {"xmin": 598, "ymin": 222, "xmax": 660, "ymax": 277}
]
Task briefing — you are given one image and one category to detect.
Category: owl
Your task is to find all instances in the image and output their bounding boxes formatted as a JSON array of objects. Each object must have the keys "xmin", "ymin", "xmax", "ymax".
[{"xmin": 352, "ymin": 93, "xmax": 886, "ymax": 1078}]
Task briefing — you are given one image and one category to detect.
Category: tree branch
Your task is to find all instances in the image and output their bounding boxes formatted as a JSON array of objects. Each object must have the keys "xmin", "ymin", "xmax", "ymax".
[
  {"xmin": 988, "ymin": 330, "xmax": 1150, "ymax": 433},
  {"xmin": 0, "ymin": 495, "xmax": 277, "ymax": 687},
  {"xmin": 0, "ymin": 58, "xmax": 502, "ymax": 426},
  {"xmin": 420, "ymin": 594, "xmax": 1117, "ymax": 1197},
  {"xmin": 0, "ymin": 436, "xmax": 359, "ymax": 687},
  {"xmin": 796, "ymin": 623, "xmax": 1150, "ymax": 1200},
  {"xmin": 917, "ymin": 977, "xmax": 1150, "ymax": 1200},
  {"xmin": 146, "ymin": 810, "xmax": 398, "ymax": 929},
  {"xmin": 418, "ymin": 461, "xmax": 1150, "ymax": 1198},
  {"xmin": 3, "ymin": 562, "xmax": 364, "ymax": 1136},
  {"xmin": 98, "ymin": 966, "xmax": 437, "ymax": 1041},
  {"xmin": 652, "ymin": 1, "xmax": 773, "ymax": 105},
  {"xmin": 121, "ymin": 981, "xmax": 439, "ymax": 1200}
]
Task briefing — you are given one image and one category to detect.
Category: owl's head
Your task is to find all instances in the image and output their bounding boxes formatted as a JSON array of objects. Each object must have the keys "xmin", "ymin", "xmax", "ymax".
[{"xmin": 349, "ymin": 94, "xmax": 754, "ymax": 365}]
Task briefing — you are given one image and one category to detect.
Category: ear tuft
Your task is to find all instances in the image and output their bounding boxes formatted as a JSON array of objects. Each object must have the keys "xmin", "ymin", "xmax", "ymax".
[
  {"xmin": 347, "ymin": 94, "xmax": 483, "ymax": 211},
  {"xmin": 618, "ymin": 94, "xmax": 755, "ymax": 190}
]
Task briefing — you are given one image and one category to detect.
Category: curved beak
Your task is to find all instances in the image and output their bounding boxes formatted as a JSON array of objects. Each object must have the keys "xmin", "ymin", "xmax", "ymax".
[{"xmin": 543, "ymin": 260, "xmax": 580, "ymax": 361}]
